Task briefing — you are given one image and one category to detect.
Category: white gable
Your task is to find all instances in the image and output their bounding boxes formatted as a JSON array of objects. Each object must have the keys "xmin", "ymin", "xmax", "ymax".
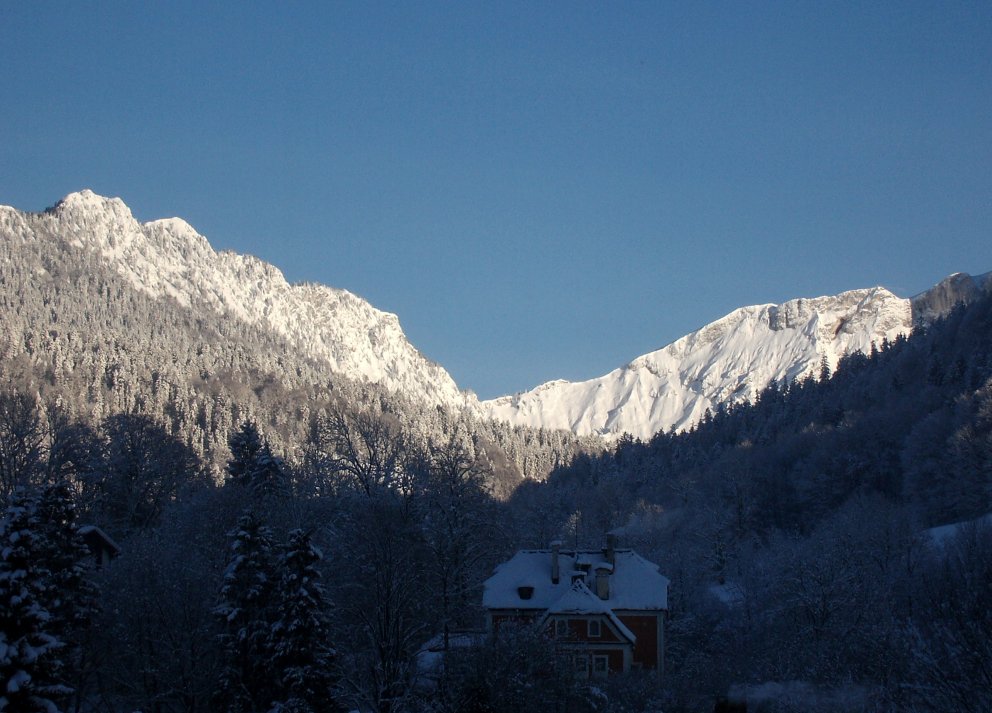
[{"xmin": 540, "ymin": 580, "xmax": 637, "ymax": 643}]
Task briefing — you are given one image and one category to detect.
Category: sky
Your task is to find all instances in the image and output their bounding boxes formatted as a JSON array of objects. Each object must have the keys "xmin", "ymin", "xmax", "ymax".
[{"xmin": 1, "ymin": 2, "xmax": 990, "ymax": 399}]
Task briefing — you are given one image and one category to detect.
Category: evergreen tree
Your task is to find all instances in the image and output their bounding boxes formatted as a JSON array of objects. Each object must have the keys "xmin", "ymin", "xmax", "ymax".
[
  {"xmin": 0, "ymin": 484, "xmax": 95, "ymax": 712},
  {"xmin": 227, "ymin": 421, "xmax": 264, "ymax": 486},
  {"xmin": 227, "ymin": 422, "xmax": 289, "ymax": 499},
  {"xmin": 269, "ymin": 529, "xmax": 335, "ymax": 713},
  {"xmin": 35, "ymin": 482, "xmax": 99, "ymax": 632},
  {"xmin": 215, "ymin": 511, "xmax": 279, "ymax": 713},
  {"xmin": 250, "ymin": 443, "xmax": 290, "ymax": 500},
  {"xmin": 34, "ymin": 481, "xmax": 99, "ymax": 708}
]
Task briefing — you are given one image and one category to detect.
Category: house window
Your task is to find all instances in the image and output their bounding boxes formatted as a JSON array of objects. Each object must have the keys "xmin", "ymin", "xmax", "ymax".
[
  {"xmin": 555, "ymin": 619, "xmax": 569, "ymax": 638},
  {"xmin": 588, "ymin": 619, "xmax": 602, "ymax": 638},
  {"xmin": 574, "ymin": 654, "xmax": 589, "ymax": 678},
  {"xmin": 592, "ymin": 654, "xmax": 609, "ymax": 678}
]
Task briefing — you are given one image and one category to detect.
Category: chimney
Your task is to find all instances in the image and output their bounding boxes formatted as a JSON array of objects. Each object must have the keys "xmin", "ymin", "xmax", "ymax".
[
  {"xmin": 594, "ymin": 563, "xmax": 612, "ymax": 600},
  {"xmin": 551, "ymin": 540, "xmax": 561, "ymax": 584},
  {"xmin": 606, "ymin": 531, "xmax": 618, "ymax": 567}
]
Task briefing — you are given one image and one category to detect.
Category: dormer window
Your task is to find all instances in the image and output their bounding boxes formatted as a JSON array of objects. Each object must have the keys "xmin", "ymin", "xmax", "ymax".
[{"xmin": 517, "ymin": 586, "xmax": 534, "ymax": 600}]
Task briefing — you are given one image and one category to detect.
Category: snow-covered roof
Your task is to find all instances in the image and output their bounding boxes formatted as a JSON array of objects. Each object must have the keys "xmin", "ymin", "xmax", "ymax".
[
  {"xmin": 546, "ymin": 579, "xmax": 613, "ymax": 615},
  {"xmin": 708, "ymin": 581, "xmax": 745, "ymax": 607},
  {"xmin": 415, "ymin": 631, "xmax": 486, "ymax": 690},
  {"xmin": 78, "ymin": 525, "xmax": 121, "ymax": 556},
  {"xmin": 539, "ymin": 580, "xmax": 637, "ymax": 643},
  {"xmin": 483, "ymin": 547, "xmax": 668, "ymax": 612},
  {"xmin": 925, "ymin": 512, "xmax": 992, "ymax": 548}
]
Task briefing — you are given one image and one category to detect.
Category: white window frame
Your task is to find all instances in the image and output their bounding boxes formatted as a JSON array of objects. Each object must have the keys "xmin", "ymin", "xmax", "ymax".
[
  {"xmin": 592, "ymin": 654, "xmax": 609, "ymax": 678},
  {"xmin": 588, "ymin": 619, "xmax": 602, "ymax": 638},
  {"xmin": 555, "ymin": 618, "xmax": 569, "ymax": 638},
  {"xmin": 574, "ymin": 654, "xmax": 589, "ymax": 678}
]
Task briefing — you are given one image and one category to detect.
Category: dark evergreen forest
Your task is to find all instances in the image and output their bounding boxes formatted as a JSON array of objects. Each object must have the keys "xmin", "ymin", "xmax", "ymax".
[{"xmin": 1, "ymin": 286, "xmax": 991, "ymax": 712}]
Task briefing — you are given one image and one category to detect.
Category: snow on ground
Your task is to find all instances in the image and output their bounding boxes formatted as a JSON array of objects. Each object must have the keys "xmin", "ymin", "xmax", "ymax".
[{"xmin": 728, "ymin": 680, "xmax": 871, "ymax": 712}]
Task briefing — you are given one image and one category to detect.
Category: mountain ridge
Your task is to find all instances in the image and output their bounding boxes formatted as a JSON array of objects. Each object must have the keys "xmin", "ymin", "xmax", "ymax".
[
  {"xmin": 3, "ymin": 189, "xmax": 470, "ymax": 413},
  {"xmin": 3, "ymin": 190, "xmax": 986, "ymax": 445},
  {"xmin": 482, "ymin": 274, "xmax": 990, "ymax": 439}
]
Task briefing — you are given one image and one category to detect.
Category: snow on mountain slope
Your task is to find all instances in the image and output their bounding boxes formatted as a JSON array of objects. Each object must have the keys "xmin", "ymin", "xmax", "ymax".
[
  {"xmin": 2, "ymin": 190, "xmax": 983, "ymax": 444},
  {"xmin": 0, "ymin": 190, "xmax": 469, "ymax": 410},
  {"xmin": 482, "ymin": 287, "xmax": 916, "ymax": 439}
]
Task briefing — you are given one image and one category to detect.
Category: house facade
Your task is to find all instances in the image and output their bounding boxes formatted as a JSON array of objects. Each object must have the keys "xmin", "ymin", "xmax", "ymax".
[{"xmin": 482, "ymin": 535, "xmax": 669, "ymax": 677}]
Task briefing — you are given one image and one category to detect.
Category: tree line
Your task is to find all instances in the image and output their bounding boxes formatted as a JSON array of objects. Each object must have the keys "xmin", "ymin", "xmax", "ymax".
[{"xmin": 3, "ymin": 201, "xmax": 992, "ymax": 711}]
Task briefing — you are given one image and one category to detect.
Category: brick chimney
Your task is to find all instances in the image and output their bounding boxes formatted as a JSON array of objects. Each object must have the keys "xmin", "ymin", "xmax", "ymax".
[
  {"xmin": 606, "ymin": 531, "xmax": 618, "ymax": 566},
  {"xmin": 594, "ymin": 563, "xmax": 612, "ymax": 600},
  {"xmin": 551, "ymin": 540, "xmax": 561, "ymax": 584}
]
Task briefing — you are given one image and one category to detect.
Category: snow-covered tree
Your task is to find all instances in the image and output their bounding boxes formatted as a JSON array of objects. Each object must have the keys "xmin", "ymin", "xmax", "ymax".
[
  {"xmin": 269, "ymin": 529, "xmax": 335, "ymax": 713},
  {"xmin": 215, "ymin": 511, "xmax": 279, "ymax": 713},
  {"xmin": 0, "ymin": 390, "xmax": 44, "ymax": 500},
  {"xmin": 0, "ymin": 483, "xmax": 97, "ymax": 712},
  {"xmin": 249, "ymin": 443, "xmax": 290, "ymax": 500},
  {"xmin": 226, "ymin": 422, "xmax": 289, "ymax": 500},
  {"xmin": 332, "ymin": 494, "xmax": 427, "ymax": 713},
  {"xmin": 0, "ymin": 488, "xmax": 65, "ymax": 711},
  {"xmin": 34, "ymin": 481, "xmax": 99, "ymax": 710},
  {"xmin": 227, "ymin": 421, "xmax": 264, "ymax": 486},
  {"xmin": 35, "ymin": 482, "xmax": 98, "ymax": 633},
  {"xmin": 318, "ymin": 406, "xmax": 409, "ymax": 497},
  {"xmin": 904, "ymin": 522, "xmax": 992, "ymax": 713}
]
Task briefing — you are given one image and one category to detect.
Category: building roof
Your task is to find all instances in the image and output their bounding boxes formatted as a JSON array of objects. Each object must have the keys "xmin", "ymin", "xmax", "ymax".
[
  {"xmin": 482, "ymin": 547, "xmax": 669, "ymax": 612},
  {"xmin": 539, "ymin": 580, "xmax": 637, "ymax": 643},
  {"xmin": 78, "ymin": 525, "xmax": 122, "ymax": 556}
]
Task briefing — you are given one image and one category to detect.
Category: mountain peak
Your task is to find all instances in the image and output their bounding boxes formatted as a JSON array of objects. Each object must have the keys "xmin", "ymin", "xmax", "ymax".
[
  {"xmin": 6, "ymin": 190, "xmax": 472, "ymax": 412},
  {"xmin": 145, "ymin": 216, "xmax": 199, "ymax": 235},
  {"xmin": 47, "ymin": 190, "xmax": 139, "ymax": 243},
  {"xmin": 53, "ymin": 189, "xmax": 130, "ymax": 216},
  {"xmin": 481, "ymin": 282, "xmax": 934, "ymax": 439}
]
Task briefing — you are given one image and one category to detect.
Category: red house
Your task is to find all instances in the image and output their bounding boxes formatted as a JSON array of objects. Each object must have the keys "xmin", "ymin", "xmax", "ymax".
[{"xmin": 482, "ymin": 535, "xmax": 669, "ymax": 677}]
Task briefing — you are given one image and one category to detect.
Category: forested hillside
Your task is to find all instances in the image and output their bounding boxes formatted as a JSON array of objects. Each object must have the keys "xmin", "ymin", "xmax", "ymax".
[
  {"xmin": 2, "ymin": 193, "xmax": 990, "ymax": 712},
  {"xmin": 510, "ymin": 290, "xmax": 992, "ymax": 711},
  {"xmin": 0, "ymin": 199, "xmax": 593, "ymax": 489},
  {"xmin": 2, "ymin": 290, "xmax": 989, "ymax": 712}
]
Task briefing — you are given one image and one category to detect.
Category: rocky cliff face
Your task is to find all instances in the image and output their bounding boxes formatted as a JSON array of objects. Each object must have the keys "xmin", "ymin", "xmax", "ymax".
[
  {"xmin": 2, "ymin": 190, "xmax": 470, "ymax": 412},
  {"xmin": 910, "ymin": 272, "xmax": 992, "ymax": 325}
]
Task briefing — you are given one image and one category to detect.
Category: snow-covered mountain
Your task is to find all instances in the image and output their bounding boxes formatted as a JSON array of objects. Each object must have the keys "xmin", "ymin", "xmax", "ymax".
[
  {"xmin": 0, "ymin": 190, "xmax": 469, "ymax": 411},
  {"xmin": 2, "ymin": 190, "xmax": 985, "ymax": 446},
  {"xmin": 482, "ymin": 274, "xmax": 991, "ymax": 440}
]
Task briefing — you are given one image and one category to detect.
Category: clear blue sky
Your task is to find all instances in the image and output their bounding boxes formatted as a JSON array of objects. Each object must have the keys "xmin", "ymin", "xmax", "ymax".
[{"xmin": 2, "ymin": 2, "xmax": 990, "ymax": 399}]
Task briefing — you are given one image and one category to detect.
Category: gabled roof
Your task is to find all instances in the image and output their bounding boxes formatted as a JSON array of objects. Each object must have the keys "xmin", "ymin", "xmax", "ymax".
[
  {"xmin": 539, "ymin": 580, "xmax": 637, "ymax": 643},
  {"xmin": 78, "ymin": 525, "xmax": 122, "ymax": 557},
  {"xmin": 483, "ymin": 547, "xmax": 669, "ymax": 611},
  {"xmin": 546, "ymin": 579, "xmax": 614, "ymax": 616}
]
